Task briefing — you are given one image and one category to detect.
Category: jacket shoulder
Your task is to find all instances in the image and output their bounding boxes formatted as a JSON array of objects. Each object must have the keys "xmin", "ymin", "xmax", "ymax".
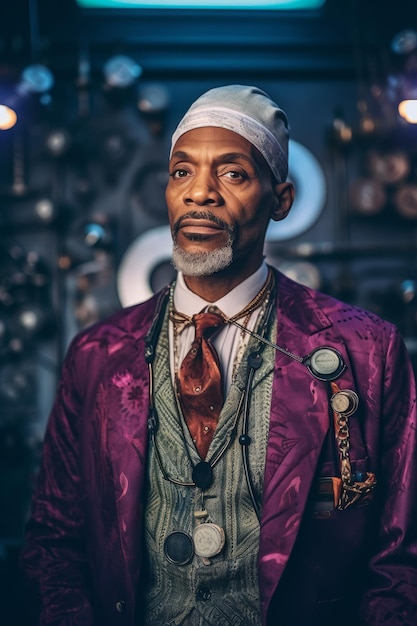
[
  {"xmin": 68, "ymin": 287, "xmax": 169, "ymax": 355},
  {"xmin": 274, "ymin": 268, "xmax": 396, "ymax": 338}
]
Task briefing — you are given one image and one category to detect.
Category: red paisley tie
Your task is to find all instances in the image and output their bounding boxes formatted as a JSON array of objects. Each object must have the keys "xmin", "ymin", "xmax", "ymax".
[{"xmin": 177, "ymin": 310, "xmax": 225, "ymax": 459}]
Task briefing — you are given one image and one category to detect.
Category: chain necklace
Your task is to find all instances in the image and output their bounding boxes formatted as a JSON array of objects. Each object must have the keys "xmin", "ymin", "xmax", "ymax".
[
  {"xmin": 169, "ymin": 267, "xmax": 274, "ymax": 329},
  {"xmin": 169, "ymin": 267, "xmax": 275, "ymax": 377}
]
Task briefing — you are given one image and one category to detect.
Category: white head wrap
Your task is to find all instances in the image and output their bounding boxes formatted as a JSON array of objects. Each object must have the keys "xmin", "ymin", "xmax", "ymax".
[{"xmin": 170, "ymin": 84, "xmax": 289, "ymax": 183}]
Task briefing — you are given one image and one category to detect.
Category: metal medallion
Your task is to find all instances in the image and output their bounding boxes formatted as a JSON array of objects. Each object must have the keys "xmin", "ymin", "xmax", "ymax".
[
  {"xmin": 305, "ymin": 347, "xmax": 346, "ymax": 381},
  {"xmin": 330, "ymin": 390, "xmax": 359, "ymax": 417},
  {"xmin": 164, "ymin": 531, "xmax": 194, "ymax": 566},
  {"xmin": 193, "ymin": 523, "xmax": 225, "ymax": 559}
]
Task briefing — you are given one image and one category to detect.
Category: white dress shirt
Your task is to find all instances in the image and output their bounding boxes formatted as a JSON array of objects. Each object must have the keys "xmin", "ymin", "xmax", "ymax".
[{"xmin": 170, "ymin": 262, "xmax": 269, "ymax": 393}]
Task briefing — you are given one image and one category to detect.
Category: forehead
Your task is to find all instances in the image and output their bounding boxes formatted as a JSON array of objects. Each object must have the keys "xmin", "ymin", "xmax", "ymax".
[
  {"xmin": 171, "ymin": 126, "xmax": 257, "ymax": 159},
  {"xmin": 170, "ymin": 126, "xmax": 271, "ymax": 177}
]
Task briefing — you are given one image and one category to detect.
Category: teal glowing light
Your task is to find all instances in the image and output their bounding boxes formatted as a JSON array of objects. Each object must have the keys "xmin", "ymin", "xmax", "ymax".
[{"xmin": 77, "ymin": 0, "xmax": 325, "ymax": 9}]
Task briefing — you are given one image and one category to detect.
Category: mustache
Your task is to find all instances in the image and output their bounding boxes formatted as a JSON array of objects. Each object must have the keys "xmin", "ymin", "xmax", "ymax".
[{"xmin": 172, "ymin": 211, "xmax": 235, "ymax": 239}]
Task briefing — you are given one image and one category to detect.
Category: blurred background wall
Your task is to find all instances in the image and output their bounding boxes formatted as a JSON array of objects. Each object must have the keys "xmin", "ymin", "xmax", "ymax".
[{"xmin": 1, "ymin": 0, "xmax": 417, "ymax": 622}]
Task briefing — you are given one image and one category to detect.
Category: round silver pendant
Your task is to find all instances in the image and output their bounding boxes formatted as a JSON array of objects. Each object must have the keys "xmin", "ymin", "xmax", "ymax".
[
  {"xmin": 193, "ymin": 523, "xmax": 225, "ymax": 559},
  {"xmin": 305, "ymin": 347, "xmax": 346, "ymax": 381}
]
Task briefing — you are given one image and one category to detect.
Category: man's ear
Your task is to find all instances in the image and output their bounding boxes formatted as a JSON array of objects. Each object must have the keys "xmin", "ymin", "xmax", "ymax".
[{"xmin": 271, "ymin": 181, "xmax": 295, "ymax": 222}]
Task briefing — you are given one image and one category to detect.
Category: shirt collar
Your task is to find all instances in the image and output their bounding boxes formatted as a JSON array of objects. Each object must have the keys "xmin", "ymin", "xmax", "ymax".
[{"xmin": 173, "ymin": 262, "xmax": 269, "ymax": 318}]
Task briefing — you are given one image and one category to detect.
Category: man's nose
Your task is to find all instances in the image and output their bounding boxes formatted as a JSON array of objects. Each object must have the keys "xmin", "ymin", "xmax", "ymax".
[{"xmin": 183, "ymin": 172, "xmax": 222, "ymax": 206}]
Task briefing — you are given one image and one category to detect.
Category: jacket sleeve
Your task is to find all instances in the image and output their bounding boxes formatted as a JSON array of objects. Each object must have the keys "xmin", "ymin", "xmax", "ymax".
[
  {"xmin": 360, "ymin": 325, "xmax": 417, "ymax": 625},
  {"xmin": 20, "ymin": 337, "xmax": 95, "ymax": 626}
]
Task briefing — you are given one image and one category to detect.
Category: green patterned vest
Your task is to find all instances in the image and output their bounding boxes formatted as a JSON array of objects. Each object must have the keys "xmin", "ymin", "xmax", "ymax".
[{"xmin": 143, "ymin": 309, "xmax": 276, "ymax": 625}]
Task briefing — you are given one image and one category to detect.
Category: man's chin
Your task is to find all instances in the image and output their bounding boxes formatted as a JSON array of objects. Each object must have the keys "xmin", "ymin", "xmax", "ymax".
[{"xmin": 171, "ymin": 245, "xmax": 233, "ymax": 277}]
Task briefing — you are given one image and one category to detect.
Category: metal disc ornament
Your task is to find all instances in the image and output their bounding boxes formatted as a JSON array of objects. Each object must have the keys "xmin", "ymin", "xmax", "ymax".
[
  {"xmin": 330, "ymin": 390, "xmax": 359, "ymax": 417},
  {"xmin": 164, "ymin": 531, "xmax": 194, "ymax": 566},
  {"xmin": 193, "ymin": 523, "xmax": 225, "ymax": 559},
  {"xmin": 304, "ymin": 347, "xmax": 346, "ymax": 381}
]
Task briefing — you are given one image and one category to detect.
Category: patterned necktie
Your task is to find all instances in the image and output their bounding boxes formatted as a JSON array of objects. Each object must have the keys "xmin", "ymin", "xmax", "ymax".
[{"xmin": 177, "ymin": 309, "xmax": 225, "ymax": 459}]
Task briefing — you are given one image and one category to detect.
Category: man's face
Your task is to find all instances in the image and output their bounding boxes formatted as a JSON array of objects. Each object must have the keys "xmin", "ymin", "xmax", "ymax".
[{"xmin": 166, "ymin": 126, "xmax": 290, "ymax": 278}]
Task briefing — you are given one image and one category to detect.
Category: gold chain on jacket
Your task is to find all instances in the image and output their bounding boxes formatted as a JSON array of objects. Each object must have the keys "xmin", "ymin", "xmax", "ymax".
[{"xmin": 330, "ymin": 381, "xmax": 377, "ymax": 509}]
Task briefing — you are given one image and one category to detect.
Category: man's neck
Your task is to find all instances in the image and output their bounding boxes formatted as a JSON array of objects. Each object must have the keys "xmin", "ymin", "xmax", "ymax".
[{"xmin": 182, "ymin": 262, "xmax": 264, "ymax": 302}]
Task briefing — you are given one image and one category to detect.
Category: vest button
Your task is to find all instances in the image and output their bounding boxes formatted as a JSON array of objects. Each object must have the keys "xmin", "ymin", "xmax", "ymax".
[
  {"xmin": 115, "ymin": 600, "xmax": 126, "ymax": 613},
  {"xmin": 196, "ymin": 587, "xmax": 211, "ymax": 601}
]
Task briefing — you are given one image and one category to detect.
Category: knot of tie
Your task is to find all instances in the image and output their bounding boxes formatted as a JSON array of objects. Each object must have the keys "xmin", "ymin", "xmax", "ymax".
[
  {"xmin": 177, "ymin": 308, "xmax": 225, "ymax": 459},
  {"xmin": 192, "ymin": 310, "xmax": 225, "ymax": 340}
]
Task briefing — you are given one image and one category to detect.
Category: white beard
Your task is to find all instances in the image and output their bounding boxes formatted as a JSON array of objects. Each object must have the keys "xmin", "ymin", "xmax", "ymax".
[{"xmin": 171, "ymin": 242, "xmax": 233, "ymax": 277}]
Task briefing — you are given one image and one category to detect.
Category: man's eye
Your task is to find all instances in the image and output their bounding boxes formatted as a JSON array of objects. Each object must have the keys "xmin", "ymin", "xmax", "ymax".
[
  {"xmin": 172, "ymin": 169, "xmax": 189, "ymax": 178},
  {"xmin": 223, "ymin": 170, "xmax": 245, "ymax": 180}
]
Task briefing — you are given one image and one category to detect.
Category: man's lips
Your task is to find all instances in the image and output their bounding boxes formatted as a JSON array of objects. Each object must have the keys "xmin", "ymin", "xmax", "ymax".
[
  {"xmin": 178, "ymin": 219, "xmax": 225, "ymax": 237},
  {"xmin": 172, "ymin": 211, "xmax": 234, "ymax": 242}
]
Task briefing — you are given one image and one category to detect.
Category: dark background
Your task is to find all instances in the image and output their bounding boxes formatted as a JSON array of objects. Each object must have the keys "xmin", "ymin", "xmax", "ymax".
[{"xmin": 1, "ymin": 1, "xmax": 417, "ymax": 623}]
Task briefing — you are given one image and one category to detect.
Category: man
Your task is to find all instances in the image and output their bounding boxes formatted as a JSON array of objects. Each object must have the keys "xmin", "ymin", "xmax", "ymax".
[{"xmin": 21, "ymin": 85, "xmax": 417, "ymax": 626}]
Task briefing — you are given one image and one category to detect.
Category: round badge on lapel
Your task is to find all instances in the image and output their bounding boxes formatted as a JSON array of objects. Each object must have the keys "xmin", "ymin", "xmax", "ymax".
[
  {"xmin": 330, "ymin": 390, "xmax": 359, "ymax": 416},
  {"xmin": 304, "ymin": 347, "xmax": 346, "ymax": 381}
]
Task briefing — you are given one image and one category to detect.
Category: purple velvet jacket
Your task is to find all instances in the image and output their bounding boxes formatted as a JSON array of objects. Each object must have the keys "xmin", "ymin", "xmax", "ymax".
[{"xmin": 21, "ymin": 270, "xmax": 417, "ymax": 626}]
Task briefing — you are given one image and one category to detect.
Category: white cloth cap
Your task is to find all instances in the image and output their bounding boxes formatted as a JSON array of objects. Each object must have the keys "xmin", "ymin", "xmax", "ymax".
[{"xmin": 170, "ymin": 84, "xmax": 289, "ymax": 183}]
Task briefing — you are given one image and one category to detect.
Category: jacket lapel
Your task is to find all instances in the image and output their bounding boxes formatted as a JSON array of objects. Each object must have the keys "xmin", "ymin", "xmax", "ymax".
[
  {"xmin": 101, "ymin": 294, "xmax": 163, "ymax": 597},
  {"xmin": 259, "ymin": 270, "xmax": 339, "ymax": 619}
]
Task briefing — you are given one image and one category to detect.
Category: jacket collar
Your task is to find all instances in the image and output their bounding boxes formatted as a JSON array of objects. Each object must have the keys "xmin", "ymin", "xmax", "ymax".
[{"xmin": 275, "ymin": 268, "xmax": 333, "ymax": 339}]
